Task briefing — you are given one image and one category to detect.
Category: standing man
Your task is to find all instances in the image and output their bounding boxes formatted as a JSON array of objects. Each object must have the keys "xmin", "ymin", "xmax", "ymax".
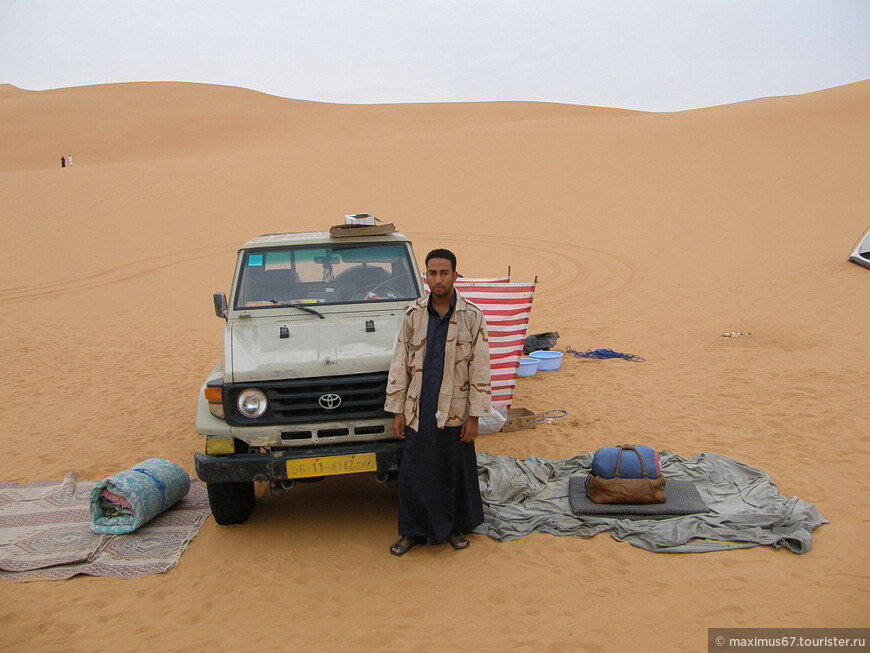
[{"xmin": 385, "ymin": 248, "xmax": 491, "ymax": 556}]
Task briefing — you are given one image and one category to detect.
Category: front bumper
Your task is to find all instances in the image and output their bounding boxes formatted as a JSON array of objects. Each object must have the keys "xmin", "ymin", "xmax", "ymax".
[{"xmin": 194, "ymin": 440, "xmax": 403, "ymax": 484}]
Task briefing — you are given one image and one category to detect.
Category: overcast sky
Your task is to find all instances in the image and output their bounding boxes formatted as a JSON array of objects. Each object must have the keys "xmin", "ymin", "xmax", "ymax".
[{"xmin": 1, "ymin": 1, "xmax": 868, "ymax": 111}]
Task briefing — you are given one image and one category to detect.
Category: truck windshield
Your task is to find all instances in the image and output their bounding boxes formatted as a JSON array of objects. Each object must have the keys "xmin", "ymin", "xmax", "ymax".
[{"xmin": 234, "ymin": 242, "xmax": 420, "ymax": 309}]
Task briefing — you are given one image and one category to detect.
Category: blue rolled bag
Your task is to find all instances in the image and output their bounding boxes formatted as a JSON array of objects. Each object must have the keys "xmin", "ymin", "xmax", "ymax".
[
  {"xmin": 591, "ymin": 444, "xmax": 661, "ymax": 478},
  {"xmin": 586, "ymin": 444, "xmax": 666, "ymax": 504},
  {"xmin": 90, "ymin": 458, "xmax": 190, "ymax": 534}
]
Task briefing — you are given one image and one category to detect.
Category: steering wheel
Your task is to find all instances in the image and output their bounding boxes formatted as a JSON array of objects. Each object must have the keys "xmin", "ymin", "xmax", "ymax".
[
  {"xmin": 351, "ymin": 274, "xmax": 412, "ymax": 300},
  {"xmin": 352, "ymin": 282, "xmax": 404, "ymax": 301}
]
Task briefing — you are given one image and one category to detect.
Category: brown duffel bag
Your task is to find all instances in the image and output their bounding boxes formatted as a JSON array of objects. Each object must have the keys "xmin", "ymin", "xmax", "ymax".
[{"xmin": 585, "ymin": 445, "xmax": 666, "ymax": 504}]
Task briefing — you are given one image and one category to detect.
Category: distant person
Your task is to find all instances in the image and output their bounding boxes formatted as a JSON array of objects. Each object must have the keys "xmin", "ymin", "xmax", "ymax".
[
  {"xmin": 60, "ymin": 156, "xmax": 66, "ymax": 168},
  {"xmin": 67, "ymin": 155, "xmax": 73, "ymax": 167},
  {"xmin": 385, "ymin": 248, "xmax": 491, "ymax": 556}
]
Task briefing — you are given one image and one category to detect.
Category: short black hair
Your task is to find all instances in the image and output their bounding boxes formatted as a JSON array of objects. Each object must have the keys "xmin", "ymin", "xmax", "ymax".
[{"xmin": 425, "ymin": 248, "xmax": 457, "ymax": 272}]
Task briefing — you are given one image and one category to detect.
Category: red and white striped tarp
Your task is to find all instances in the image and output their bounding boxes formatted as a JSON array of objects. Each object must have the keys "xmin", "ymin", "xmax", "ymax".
[
  {"xmin": 424, "ymin": 278, "xmax": 537, "ymax": 408},
  {"xmin": 456, "ymin": 276, "xmax": 511, "ymax": 284},
  {"xmin": 422, "ymin": 275, "xmax": 511, "ymax": 284}
]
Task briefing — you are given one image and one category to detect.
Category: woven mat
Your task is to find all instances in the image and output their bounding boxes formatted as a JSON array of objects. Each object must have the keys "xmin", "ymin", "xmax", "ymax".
[
  {"xmin": 0, "ymin": 472, "xmax": 210, "ymax": 582},
  {"xmin": 568, "ymin": 476, "xmax": 709, "ymax": 519}
]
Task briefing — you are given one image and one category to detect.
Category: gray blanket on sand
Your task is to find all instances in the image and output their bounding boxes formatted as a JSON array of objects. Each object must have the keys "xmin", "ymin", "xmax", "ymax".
[{"xmin": 473, "ymin": 451, "xmax": 827, "ymax": 554}]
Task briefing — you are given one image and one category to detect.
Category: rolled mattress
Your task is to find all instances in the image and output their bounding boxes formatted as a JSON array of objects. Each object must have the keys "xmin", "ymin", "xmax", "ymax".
[{"xmin": 90, "ymin": 458, "xmax": 190, "ymax": 534}]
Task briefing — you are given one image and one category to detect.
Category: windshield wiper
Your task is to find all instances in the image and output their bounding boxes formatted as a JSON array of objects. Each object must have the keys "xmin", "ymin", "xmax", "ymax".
[{"xmin": 268, "ymin": 300, "xmax": 325, "ymax": 319}]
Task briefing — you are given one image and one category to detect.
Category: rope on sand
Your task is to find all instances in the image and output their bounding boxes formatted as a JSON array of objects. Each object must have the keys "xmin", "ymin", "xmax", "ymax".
[{"xmin": 565, "ymin": 346, "xmax": 645, "ymax": 362}]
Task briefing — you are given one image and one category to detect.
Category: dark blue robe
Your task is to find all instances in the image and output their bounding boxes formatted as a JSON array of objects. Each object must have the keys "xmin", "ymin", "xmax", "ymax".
[{"xmin": 397, "ymin": 295, "xmax": 484, "ymax": 544}]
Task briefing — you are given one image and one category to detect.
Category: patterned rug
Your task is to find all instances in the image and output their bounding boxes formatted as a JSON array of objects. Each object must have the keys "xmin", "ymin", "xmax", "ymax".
[{"xmin": 0, "ymin": 472, "xmax": 210, "ymax": 582}]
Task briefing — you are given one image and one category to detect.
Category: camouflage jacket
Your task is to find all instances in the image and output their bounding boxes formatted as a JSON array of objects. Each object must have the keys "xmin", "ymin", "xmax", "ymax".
[{"xmin": 385, "ymin": 291, "xmax": 491, "ymax": 431}]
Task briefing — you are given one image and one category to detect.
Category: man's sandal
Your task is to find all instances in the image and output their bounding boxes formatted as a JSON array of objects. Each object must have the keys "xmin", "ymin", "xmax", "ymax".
[
  {"xmin": 390, "ymin": 536, "xmax": 424, "ymax": 557},
  {"xmin": 448, "ymin": 531, "xmax": 470, "ymax": 550}
]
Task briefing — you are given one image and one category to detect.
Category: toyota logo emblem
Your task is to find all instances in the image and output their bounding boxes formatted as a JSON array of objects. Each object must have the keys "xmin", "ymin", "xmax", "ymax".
[{"xmin": 318, "ymin": 393, "xmax": 342, "ymax": 410}]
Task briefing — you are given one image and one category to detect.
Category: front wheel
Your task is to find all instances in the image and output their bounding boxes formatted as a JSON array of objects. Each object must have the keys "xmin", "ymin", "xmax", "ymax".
[{"xmin": 206, "ymin": 481, "xmax": 255, "ymax": 525}]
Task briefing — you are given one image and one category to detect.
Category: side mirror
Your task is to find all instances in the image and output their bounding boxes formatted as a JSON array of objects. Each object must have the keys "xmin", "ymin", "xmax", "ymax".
[{"xmin": 213, "ymin": 292, "xmax": 228, "ymax": 319}]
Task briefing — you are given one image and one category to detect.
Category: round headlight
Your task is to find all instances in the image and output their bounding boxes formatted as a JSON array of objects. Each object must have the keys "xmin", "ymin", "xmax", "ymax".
[{"xmin": 237, "ymin": 388, "xmax": 268, "ymax": 418}]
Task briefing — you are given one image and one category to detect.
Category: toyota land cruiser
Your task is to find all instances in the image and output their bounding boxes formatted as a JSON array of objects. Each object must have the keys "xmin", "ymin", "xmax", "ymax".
[{"xmin": 194, "ymin": 223, "xmax": 422, "ymax": 524}]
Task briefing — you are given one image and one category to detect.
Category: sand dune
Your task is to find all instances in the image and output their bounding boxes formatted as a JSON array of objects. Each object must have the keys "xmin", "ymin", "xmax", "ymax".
[
  {"xmin": 1, "ymin": 80, "xmax": 868, "ymax": 651},
  {"xmin": 0, "ymin": 82, "xmax": 633, "ymax": 171}
]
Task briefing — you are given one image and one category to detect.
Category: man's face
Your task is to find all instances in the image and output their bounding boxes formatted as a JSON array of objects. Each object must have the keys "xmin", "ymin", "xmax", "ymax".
[{"xmin": 426, "ymin": 257, "xmax": 458, "ymax": 298}]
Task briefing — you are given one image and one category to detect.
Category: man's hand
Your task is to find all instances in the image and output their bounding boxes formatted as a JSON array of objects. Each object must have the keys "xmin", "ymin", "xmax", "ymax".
[
  {"xmin": 393, "ymin": 413, "xmax": 406, "ymax": 440},
  {"xmin": 460, "ymin": 416, "xmax": 479, "ymax": 443}
]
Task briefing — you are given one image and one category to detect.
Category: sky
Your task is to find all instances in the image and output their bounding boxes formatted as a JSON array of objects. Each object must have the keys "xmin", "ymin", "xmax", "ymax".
[{"xmin": 1, "ymin": 1, "xmax": 869, "ymax": 112}]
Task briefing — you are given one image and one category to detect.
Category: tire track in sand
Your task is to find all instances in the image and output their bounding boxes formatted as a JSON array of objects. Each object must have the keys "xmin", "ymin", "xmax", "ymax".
[
  {"xmin": 0, "ymin": 243, "xmax": 237, "ymax": 304},
  {"xmin": 408, "ymin": 232, "xmax": 635, "ymax": 305},
  {"xmin": 2, "ymin": 234, "xmax": 634, "ymax": 306}
]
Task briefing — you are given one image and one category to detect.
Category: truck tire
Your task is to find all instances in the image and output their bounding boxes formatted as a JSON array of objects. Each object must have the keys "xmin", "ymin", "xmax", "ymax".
[{"xmin": 206, "ymin": 481, "xmax": 255, "ymax": 525}]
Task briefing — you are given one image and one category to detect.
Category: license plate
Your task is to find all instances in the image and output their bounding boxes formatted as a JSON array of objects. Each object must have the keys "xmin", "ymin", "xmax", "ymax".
[{"xmin": 285, "ymin": 453, "xmax": 377, "ymax": 479}]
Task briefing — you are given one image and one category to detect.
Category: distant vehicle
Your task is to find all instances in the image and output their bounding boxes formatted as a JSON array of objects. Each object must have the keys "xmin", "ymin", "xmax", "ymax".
[
  {"xmin": 849, "ymin": 226, "xmax": 870, "ymax": 269},
  {"xmin": 194, "ymin": 222, "xmax": 423, "ymax": 524}
]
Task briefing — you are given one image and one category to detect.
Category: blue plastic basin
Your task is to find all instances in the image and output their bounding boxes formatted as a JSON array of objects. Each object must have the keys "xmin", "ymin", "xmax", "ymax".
[
  {"xmin": 518, "ymin": 357, "xmax": 539, "ymax": 377},
  {"xmin": 529, "ymin": 350, "xmax": 564, "ymax": 371}
]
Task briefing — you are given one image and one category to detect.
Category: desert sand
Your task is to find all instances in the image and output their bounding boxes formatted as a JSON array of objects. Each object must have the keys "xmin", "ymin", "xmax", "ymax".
[{"xmin": 1, "ymin": 80, "xmax": 868, "ymax": 651}]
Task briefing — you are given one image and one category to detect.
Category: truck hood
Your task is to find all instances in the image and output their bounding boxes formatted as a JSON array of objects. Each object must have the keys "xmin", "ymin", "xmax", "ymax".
[{"xmin": 228, "ymin": 310, "xmax": 402, "ymax": 383}]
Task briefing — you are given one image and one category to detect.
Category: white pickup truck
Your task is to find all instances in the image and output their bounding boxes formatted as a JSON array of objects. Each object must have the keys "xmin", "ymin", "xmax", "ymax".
[{"xmin": 194, "ymin": 224, "xmax": 423, "ymax": 524}]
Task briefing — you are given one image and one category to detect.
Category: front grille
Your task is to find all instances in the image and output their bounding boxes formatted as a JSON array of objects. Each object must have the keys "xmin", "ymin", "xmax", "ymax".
[{"xmin": 225, "ymin": 372, "xmax": 389, "ymax": 426}]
